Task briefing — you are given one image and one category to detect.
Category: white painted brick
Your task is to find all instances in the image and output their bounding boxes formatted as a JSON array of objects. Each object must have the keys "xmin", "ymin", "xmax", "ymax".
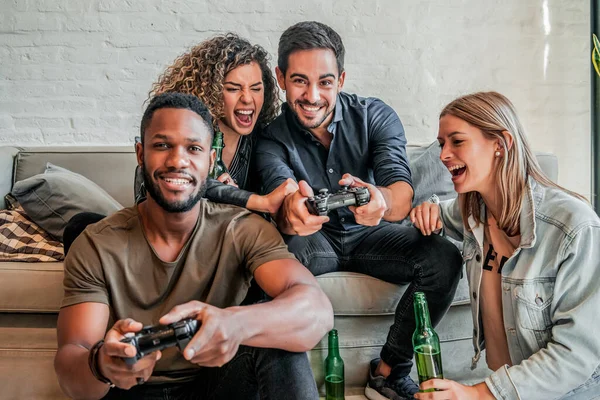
[
  {"xmin": 332, "ymin": 0, "xmax": 379, "ymax": 17},
  {"xmin": 31, "ymin": 0, "xmax": 95, "ymax": 12},
  {"xmin": 8, "ymin": 46, "xmax": 62, "ymax": 64},
  {"xmin": 104, "ymin": 32, "xmax": 171, "ymax": 48},
  {"xmin": 32, "ymin": 32, "xmax": 109, "ymax": 46},
  {"xmin": 103, "ymin": 64, "xmax": 163, "ymax": 81},
  {"xmin": 206, "ymin": 0, "xmax": 267, "ymax": 14},
  {"xmin": 61, "ymin": 47, "xmax": 119, "ymax": 65},
  {"xmin": 14, "ymin": 117, "xmax": 70, "ymax": 129},
  {"xmin": 0, "ymin": 115, "xmax": 15, "ymax": 129},
  {"xmin": 120, "ymin": 47, "xmax": 182, "ymax": 66},
  {"xmin": 0, "ymin": 128, "xmax": 44, "ymax": 145},
  {"xmin": 12, "ymin": 12, "xmax": 65, "ymax": 31},
  {"xmin": 122, "ymin": 13, "xmax": 180, "ymax": 32},
  {"xmin": 7, "ymin": 0, "xmax": 30, "ymax": 12},
  {"xmin": 63, "ymin": 14, "xmax": 121, "ymax": 32},
  {"xmin": 97, "ymin": 0, "xmax": 155, "ymax": 13},
  {"xmin": 0, "ymin": 98, "xmax": 97, "ymax": 114},
  {"xmin": 0, "ymin": 33, "xmax": 38, "ymax": 47},
  {"xmin": 156, "ymin": 0, "xmax": 210, "ymax": 14},
  {"xmin": 39, "ymin": 129, "xmax": 79, "ymax": 144}
]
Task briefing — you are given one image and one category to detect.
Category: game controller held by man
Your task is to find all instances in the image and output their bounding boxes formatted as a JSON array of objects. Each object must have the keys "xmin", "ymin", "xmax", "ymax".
[
  {"xmin": 277, "ymin": 173, "xmax": 389, "ymax": 237},
  {"xmin": 306, "ymin": 185, "xmax": 370, "ymax": 216},
  {"xmin": 120, "ymin": 318, "xmax": 200, "ymax": 366}
]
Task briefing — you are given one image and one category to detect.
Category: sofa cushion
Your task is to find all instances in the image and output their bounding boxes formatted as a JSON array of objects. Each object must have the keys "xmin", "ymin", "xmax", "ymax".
[
  {"xmin": 0, "ymin": 261, "xmax": 64, "ymax": 313},
  {"xmin": 406, "ymin": 142, "xmax": 457, "ymax": 207},
  {"xmin": 13, "ymin": 146, "xmax": 137, "ymax": 208},
  {"xmin": 12, "ymin": 163, "xmax": 122, "ymax": 241},
  {"xmin": 316, "ymin": 270, "xmax": 470, "ymax": 316}
]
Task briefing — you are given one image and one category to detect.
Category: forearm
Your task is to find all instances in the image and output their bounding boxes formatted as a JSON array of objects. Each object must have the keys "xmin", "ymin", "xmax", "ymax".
[
  {"xmin": 274, "ymin": 197, "xmax": 296, "ymax": 235},
  {"xmin": 474, "ymin": 382, "xmax": 496, "ymax": 400},
  {"xmin": 55, "ymin": 344, "xmax": 110, "ymax": 400},
  {"xmin": 379, "ymin": 181, "xmax": 413, "ymax": 222},
  {"xmin": 232, "ymin": 283, "xmax": 333, "ymax": 351},
  {"xmin": 246, "ymin": 194, "xmax": 269, "ymax": 213}
]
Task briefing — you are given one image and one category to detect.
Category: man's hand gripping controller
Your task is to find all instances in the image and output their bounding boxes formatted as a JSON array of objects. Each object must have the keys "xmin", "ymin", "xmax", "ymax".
[
  {"xmin": 120, "ymin": 318, "xmax": 200, "ymax": 365},
  {"xmin": 306, "ymin": 185, "xmax": 370, "ymax": 216}
]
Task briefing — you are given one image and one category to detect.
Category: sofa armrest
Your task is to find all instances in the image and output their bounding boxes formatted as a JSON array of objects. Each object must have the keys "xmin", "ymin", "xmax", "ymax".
[{"xmin": 0, "ymin": 147, "xmax": 20, "ymax": 209}]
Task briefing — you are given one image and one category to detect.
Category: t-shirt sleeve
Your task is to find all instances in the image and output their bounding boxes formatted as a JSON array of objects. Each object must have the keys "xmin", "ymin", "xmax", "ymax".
[
  {"xmin": 61, "ymin": 230, "xmax": 109, "ymax": 308},
  {"xmin": 231, "ymin": 213, "xmax": 297, "ymax": 275}
]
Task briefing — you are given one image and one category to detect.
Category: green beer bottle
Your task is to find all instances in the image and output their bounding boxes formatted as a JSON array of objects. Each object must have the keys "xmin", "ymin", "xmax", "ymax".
[
  {"xmin": 412, "ymin": 292, "xmax": 443, "ymax": 392},
  {"xmin": 324, "ymin": 329, "xmax": 344, "ymax": 400},
  {"xmin": 209, "ymin": 130, "xmax": 228, "ymax": 179}
]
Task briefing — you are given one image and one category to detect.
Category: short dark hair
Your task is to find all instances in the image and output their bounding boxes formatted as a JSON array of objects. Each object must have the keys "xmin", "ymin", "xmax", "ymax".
[
  {"xmin": 140, "ymin": 92, "xmax": 213, "ymax": 143},
  {"xmin": 278, "ymin": 21, "xmax": 345, "ymax": 76}
]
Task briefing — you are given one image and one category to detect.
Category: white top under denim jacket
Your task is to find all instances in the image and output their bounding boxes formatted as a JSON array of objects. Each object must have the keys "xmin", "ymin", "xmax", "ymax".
[{"xmin": 438, "ymin": 178, "xmax": 600, "ymax": 399}]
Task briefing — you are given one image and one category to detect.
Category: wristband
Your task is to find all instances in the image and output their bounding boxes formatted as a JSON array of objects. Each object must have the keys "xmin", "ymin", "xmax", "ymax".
[{"xmin": 88, "ymin": 339, "xmax": 115, "ymax": 388}]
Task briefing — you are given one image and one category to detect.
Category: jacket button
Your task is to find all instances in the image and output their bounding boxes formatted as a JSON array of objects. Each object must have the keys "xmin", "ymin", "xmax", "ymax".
[
  {"xmin": 328, "ymin": 168, "xmax": 334, "ymax": 174},
  {"xmin": 475, "ymin": 254, "xmax": 481, "ymax": 262},
  {"xmin": 535, "ymin": 297, "xmax": 544, "ymax": 306},
  {"xmin": 473, "ymin": 291, "xmax": 477, "ymax": 300}
]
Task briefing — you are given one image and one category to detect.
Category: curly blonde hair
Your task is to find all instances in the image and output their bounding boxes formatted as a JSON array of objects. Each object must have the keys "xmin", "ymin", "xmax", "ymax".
[{"xmin": 149, "ymin": 33, "xmax": 279, "ymax": 130}]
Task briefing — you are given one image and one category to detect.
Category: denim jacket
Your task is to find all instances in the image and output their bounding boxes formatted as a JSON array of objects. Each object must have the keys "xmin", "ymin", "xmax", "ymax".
[{"xmin": 439, "ymin": 178, "xmax": 600, "ymax": 399}]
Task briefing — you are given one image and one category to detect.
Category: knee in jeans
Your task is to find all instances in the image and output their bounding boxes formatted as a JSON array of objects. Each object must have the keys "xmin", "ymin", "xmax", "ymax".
[{"xmin": 425, "ymin": 235, "xmax": 463, "ymax": 274}]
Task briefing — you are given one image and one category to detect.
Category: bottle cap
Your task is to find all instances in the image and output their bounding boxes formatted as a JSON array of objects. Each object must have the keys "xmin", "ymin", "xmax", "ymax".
[{"xmin": 414, "ymin": 292, "xmax": 426, "ymax": 302}]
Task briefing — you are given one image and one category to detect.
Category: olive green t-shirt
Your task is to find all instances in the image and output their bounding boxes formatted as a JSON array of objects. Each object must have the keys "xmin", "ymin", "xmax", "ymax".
[{"xmin": 62, "ymin": 200, "xmax": 296, "ymax": 381}]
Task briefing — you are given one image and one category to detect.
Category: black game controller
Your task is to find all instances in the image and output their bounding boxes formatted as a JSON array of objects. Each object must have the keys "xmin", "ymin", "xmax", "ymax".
[
  {"xmin": 306, "ymin": 185, "xmax": 370, "ymax": 216},
  {"xmin": 120, "ymin": 318, "xmax": 200, "ymax": 365}
]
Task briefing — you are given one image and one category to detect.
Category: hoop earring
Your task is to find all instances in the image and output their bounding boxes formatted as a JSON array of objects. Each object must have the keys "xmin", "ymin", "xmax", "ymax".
[{"xmin": 495, "ymin": 151, "xmax": 501, "ymax": 157}]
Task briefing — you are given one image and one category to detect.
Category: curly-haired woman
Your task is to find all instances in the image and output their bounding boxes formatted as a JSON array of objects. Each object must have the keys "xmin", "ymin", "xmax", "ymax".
[
  {"xmin": 64, "ymin": 34, "xmax": 296, "ymax": 254},
  {"xmin": 146, "ymin": 33, "xmax": 297, "ymax": 214}
]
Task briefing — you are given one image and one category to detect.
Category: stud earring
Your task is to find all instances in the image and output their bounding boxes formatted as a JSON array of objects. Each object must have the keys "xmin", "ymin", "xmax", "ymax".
[{"xmin": 495, "ymin": 151, "xmax": 501, "ymax": 157}]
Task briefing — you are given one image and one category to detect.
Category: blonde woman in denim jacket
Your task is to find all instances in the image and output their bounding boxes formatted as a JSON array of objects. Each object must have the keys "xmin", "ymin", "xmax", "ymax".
[{"xmin": 410, "ymin": 92, "xmax": 600, "ymax": 400}]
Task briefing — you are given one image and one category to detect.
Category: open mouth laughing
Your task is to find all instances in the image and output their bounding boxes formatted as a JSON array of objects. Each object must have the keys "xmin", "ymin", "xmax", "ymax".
[
  {"xmin": 158, "ymin": 173, "xmax": 195, "ymax": 191},
  {"xmin": 448, "ymin": 164, "xmax": 466, "ymax": 181},
  {"xmin": 297, "ymin": 101, "xmax": 326, "ymax": 117},
  {"xmin": 234, "ymin": 109, "xmax": 254, "ymax": 127}
]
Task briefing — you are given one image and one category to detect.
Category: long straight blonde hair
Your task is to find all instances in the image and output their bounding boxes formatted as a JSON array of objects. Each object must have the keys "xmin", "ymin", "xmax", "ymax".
[{"xmin": 440, "ymin": 92, "xmax": 585, "ymax": 236}]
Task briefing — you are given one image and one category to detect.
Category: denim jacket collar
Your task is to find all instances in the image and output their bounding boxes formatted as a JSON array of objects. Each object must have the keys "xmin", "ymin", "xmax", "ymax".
[{"xmin": 467, "ymin": 177, "xmax": 540, "ymax": 250}]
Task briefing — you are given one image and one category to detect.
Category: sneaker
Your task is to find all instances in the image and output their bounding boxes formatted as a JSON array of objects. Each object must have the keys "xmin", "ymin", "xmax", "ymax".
[{"xmin": 365, "ymin": 358, "xmax": 419, "ymax": 400}]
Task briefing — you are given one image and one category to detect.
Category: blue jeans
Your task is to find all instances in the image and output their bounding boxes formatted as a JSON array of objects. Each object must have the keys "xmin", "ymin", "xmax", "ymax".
[
  {"xmin": 284, "ymin": 222, "xmax": 463, "ymax": 377},
  {"xmin": 102, "ymin": 346, "xmax": 318, "ymax": 400}
]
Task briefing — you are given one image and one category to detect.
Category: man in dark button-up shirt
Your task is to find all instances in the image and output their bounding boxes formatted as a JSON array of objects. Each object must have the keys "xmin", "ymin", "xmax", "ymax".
[{"xmin": 255, "ymin": 21, "xmax": 463, "ymax": 400}]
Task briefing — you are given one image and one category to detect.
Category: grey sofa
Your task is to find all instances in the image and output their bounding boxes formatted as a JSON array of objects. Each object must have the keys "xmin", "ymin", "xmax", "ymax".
[{"xmin": 0, "ymin": 144, "xmax": 558, "ymax": 399}]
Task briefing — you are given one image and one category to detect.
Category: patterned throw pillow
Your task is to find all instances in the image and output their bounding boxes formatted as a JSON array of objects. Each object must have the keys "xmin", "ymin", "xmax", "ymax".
[{"xmin": 0, "ymin": 206, "xmax": 64, "ymax": 262}]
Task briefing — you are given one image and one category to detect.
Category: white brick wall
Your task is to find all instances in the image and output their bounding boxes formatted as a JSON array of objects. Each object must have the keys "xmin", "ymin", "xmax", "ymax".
[{"xmin": 0, "ymin": 0, "xmax": 592, "ymax": 197}]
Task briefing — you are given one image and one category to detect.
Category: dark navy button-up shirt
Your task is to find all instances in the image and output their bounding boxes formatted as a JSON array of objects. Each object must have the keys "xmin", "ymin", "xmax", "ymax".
[{"xmin": 255, "ymin": 92, "xmax": 412, "ymax": 230}]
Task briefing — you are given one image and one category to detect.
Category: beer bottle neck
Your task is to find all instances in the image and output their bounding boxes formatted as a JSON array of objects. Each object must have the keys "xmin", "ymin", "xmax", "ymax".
[
  {"xmin": 328, "ymin": 331, "xmax": 341, "ymax": 357},
  {"xmin": 414, "ymin": 297, "xmax": 432, "ymax": 330},
  {"xmin": 213, "ymin": 132, "xmax": 224, "ymax": 160}
]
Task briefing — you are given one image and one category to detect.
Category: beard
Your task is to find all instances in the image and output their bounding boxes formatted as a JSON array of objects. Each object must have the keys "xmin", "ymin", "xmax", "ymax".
[
  {"xmin": 292, "ymin": 99, "xmax": 335, "ymax": 129},
  {"xmin": 142, "ymin": 163, "xmax": 207, "ymax": 213}
]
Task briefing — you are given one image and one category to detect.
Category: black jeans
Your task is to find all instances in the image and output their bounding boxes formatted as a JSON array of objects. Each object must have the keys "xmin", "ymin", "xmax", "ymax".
[
  {"xmin": 103, "ymin": 346, "xmax": 318, "ymax": 400},
  {"xmin": 284, "ymin": 222, "xmax": 463, "ymax": 377}
]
